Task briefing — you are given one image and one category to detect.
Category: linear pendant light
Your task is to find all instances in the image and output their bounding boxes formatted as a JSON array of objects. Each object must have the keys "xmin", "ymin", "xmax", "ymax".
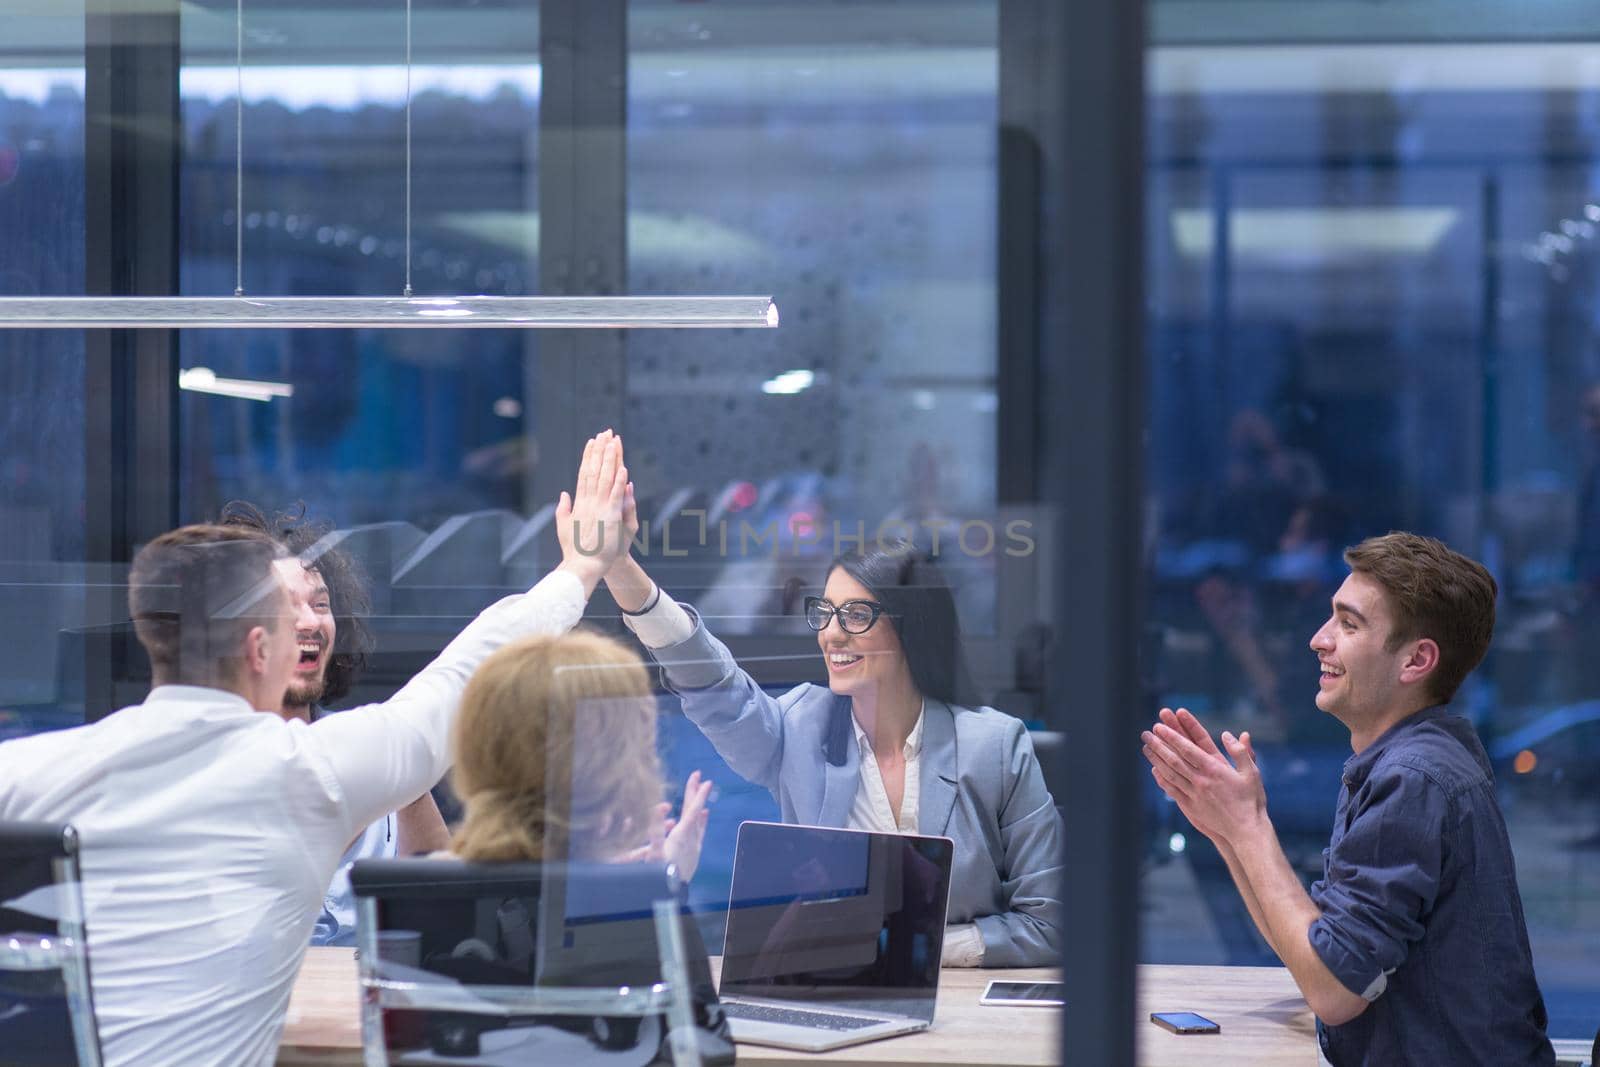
[
  {"xmin": 0, "ymin": 2, "xmax": 778, "ymax": 332},
  {"xmin": 0, "ymin": 296, "xmax": 779, "ymax": 330}
]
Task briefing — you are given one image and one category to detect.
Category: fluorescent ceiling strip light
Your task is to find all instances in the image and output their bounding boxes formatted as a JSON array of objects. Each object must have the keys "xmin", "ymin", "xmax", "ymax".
[
  {"xmin": 0, "ymin": 296, "xmax": 779, "ymax": 330},
  {"xmin": 1150, "ymin": 43, "xmax": 1600, "ymax": 96},
  {"xmin": 178, "ymin": 367, "xmax": 293, "ymax": 402},
  {"xmin": 1171, "ymin": 208, "xmax": 1458, "ymax": 259},
  {"xmin": 761, "ymin": 369, "xmax": 815, "ymax": 395}
]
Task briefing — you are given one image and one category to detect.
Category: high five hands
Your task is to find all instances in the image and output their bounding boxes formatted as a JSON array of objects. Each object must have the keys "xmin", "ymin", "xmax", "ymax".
[
  {"xmin": 556, "ymin": 429, "xmax": 639, "ymax": 593},
  {"xmin": 561, "ymin": 430, "xmax": 712, "ymax": 880}
]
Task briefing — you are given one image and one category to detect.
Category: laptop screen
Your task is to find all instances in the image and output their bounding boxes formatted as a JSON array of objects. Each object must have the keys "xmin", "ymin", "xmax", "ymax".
[{"xmin": 720, "ymin": 822, "xmax": 953, "ymax": 1020}]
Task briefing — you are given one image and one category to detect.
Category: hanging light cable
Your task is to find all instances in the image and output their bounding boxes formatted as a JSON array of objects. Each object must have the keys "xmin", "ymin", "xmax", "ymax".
[
  {"xmin": 234, "ymin": 0, "xmax": 244, "ymax": 297},
  {"xmin": 403, "ymin": 0, "xmax": 413, "ymax": 299}
]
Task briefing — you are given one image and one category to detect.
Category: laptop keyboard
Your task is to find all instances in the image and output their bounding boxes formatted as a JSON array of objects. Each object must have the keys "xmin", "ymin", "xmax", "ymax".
[{"xmin": 723, "ymin": 1001, "xmax": 885, "ymax": 1032}]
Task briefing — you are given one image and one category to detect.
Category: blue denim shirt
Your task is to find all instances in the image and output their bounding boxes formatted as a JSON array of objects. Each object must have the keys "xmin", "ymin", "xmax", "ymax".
[
  {"xmin": 309, "ymin": 808, "xmax": 395, "ymax": 945},
  {"xmin": 309, "ymin": 703, "xmax": 398, "ymax": 946},
  {"xmin": 1308, "ymin": 705, "xmax": 1553, "ymax": 1066}
]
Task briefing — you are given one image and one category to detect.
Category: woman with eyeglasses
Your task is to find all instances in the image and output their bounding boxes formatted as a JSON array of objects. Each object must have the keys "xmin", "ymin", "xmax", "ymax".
[{"xmin": 601, "ymin": 454, "xmax": 1062, "ymax": 968}]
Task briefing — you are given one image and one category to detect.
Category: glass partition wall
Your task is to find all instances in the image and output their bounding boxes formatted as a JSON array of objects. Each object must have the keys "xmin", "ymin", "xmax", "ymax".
[
  {"xmin": 178, "ymin": 0, "xmax": 543, "ymax": 528},
  {"xmin": 1142, "ymin": 25, "xmax": 1600, "ymax": 1040},
  {"xmin": 13, "ymin": 0, "xmax": 1600, "ymax": 1061},
  {"xmin": 2, "ymin": 0, "xmax": 1130, "ymax": 1058},
  {"xmin": 0, "ymin": 6, "xmax": 88, "ymax": 733}
]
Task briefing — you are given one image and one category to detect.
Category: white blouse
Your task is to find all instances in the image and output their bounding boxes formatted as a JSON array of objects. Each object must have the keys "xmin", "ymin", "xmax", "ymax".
[{"xmin": 624, "ymin": 589, "xmax": 985, "ymax": 966}]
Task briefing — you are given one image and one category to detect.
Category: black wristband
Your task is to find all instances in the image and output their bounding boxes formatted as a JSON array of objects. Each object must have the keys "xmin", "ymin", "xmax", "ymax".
[{"xmin": 619, "ymin": 582, "xmax": 662, "ymax": 617}]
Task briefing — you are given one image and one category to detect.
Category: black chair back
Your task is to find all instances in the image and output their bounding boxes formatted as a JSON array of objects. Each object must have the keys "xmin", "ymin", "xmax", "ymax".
[
  {"xmin": 350, "ymin": 858, "xmax": 733, "ymax": 1066},
  {"xmin": 0, "ymin": 821, "xmax": 102, "ymax": 1067}
]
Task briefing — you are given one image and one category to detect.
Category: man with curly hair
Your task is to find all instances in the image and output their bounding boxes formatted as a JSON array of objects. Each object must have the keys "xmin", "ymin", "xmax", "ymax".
[{"xmin": 220, "ymin": 502, "xmax": 450, "ymax": 945}]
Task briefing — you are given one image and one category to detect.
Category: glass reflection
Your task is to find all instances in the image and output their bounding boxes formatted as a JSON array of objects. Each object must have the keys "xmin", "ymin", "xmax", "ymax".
[
  {"xmin": 1143, "ymin": 33, "xmax": 1600, "ymax": 1037},
  {"xmin": 721, "ymin": 823, "xmax": 950, "ymax": 1014}
]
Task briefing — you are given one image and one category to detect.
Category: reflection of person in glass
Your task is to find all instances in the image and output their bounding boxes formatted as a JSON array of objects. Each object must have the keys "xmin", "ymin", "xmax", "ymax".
[
  {"xmin": 743, "ymin": 837, "xmax": 946, "ymax": 995},
  {"xmin": 1190, "ymin": 409, "xmax": 1330, "ymax": 737},
  {"xmin": 603, "ymin": 446, "xmax": 1062, "ymax": 967},
  {"xmin": 1572, "ymin": 384, "xmax": 1600, "ymax": 606},
  {"xmin": 1560, "ymin": 384, "xmax": 1600, "ymax": 702}
]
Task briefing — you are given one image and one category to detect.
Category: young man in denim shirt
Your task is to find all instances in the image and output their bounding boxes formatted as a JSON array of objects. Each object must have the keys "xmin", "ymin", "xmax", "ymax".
[{"xmin": 1143, "ymin": 532, "xmax": 1552, "ymax": 1066}]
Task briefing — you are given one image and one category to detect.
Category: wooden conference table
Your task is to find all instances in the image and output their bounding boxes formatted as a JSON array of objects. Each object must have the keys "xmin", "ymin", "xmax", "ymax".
[{"xmin": 278, "ymin": 948, "xmax": 1316, "ymax": 1066}]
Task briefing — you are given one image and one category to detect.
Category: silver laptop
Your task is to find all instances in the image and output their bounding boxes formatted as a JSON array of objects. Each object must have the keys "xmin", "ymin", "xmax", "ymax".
[{"xmin": 717, "ymin": 821, "xmax": 954, "ymax": 1053}]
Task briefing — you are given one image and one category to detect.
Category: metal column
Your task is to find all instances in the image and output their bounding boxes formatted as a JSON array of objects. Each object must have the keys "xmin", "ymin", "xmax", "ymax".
[
  {"xmin": 83, "ymin": 0, "xmax": 181, "ymax": 716},
  {"xmin": 533, "ymin": 0, "xmax": 629, "ymax": 511},
  {"xmin": 1013, "ymin": 0, "xmax": 1150, "ymax": 1062}
]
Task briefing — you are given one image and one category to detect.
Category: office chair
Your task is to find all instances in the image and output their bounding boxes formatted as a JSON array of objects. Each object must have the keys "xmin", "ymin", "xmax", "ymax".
[
  {"xmin": 0, "ymin": 820, "xmax": 103, "ymax": 1067},
  {"xmin": 351, "ymin": 858, "xmax": 733, "ymax": 1067}
]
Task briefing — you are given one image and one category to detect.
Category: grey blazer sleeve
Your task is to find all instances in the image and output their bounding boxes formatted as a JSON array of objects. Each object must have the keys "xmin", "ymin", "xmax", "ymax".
[
  {"xmin": 973, "ymin": 719, "xmax": 1065, "ymax": 967},
  {"xmin": 642, "ymin": 605, "xmax": 807, "ymax": 795}
]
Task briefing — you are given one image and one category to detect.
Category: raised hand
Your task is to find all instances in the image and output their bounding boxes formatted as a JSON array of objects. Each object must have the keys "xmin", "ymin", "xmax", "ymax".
[
  {"xmin": 614, "ymin": 770, "xmax": 713, "ymax": 883},
  {"xmin": 556, "ymin": 430, "xmax": 630, "ymax": 592},
  {"xmin": 1145, "ymin": 707, "xmax": 1223, "ymax": 841},
  {"xmin": 601, "ymin": 477, "xmax": 660, "ymax": 612},
  {"xmin": 621, "ymin": 476, "xmax": 641, "ymax": 553},
  {"xmin": 661, "ymin": 770, "xmax": 713, "ymax": 883}
]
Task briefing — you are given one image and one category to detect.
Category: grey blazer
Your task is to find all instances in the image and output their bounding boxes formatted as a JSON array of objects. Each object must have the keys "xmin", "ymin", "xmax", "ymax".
[{"xmin": 645, "ymin": 610, "xmax": 1064, "ymax": 968}]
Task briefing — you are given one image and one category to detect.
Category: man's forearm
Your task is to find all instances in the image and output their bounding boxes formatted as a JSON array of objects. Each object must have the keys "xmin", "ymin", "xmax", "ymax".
[
  {"xmin": 555, "ymin": 556, "xmax": 605, "ymax": 598},
  {"xmin": 1214, "ymin": 838, "xmax": 1282, "ymax": 958},
  {"xmin": 395, "ymin": 790, "xmax": 450, "ymax": 856},
  {"xmin": 1228, "ymin": 819, "xmax": 1368, "ymax": 1025}
]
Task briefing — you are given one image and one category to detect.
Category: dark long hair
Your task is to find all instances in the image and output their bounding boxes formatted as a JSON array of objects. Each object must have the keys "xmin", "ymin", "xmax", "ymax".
[
  {"xmin": 829, "ymin": 540, "xmax": 978, "ymax": 708},
  {"xmin": 218, "ymin": 500, "xmax": 374, "ymax": 704}
]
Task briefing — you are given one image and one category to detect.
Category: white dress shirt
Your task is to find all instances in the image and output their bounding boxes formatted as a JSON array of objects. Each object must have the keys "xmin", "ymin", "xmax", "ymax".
[
  {"xmin": 623, "ymin": 588, "xmax": 985, "ymax": 965},
  {"xmin": 0, "ymin": 570, "xmax": 586, "ymax": 1067}
]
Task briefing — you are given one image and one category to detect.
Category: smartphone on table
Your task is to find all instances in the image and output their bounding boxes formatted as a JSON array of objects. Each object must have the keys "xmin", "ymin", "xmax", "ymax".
[
  {"xmin": 1149, "ymin": 1011, "xmax": 1220, "ymax": 1034},
  {"xmin": 980, "ymin": 980, "xmax": 1066, "ymax": 1007}
]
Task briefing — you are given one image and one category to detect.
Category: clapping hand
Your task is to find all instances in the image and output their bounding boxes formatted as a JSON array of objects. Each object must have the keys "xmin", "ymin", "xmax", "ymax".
[{"xmin": 1142, "ymin": 706, "xmax": 1267, "ymax": 847}]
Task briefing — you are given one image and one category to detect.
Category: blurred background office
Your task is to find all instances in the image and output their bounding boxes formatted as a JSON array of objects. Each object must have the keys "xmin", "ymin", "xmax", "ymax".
[{"xmin": 1, "ymin": 0, "xmax": 1597, "ymax": 1053}]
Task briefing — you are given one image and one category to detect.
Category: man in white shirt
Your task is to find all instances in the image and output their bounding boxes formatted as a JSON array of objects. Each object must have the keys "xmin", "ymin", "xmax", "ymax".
[{"xmin": 0, "ymin": 433, "xmax": 632, "ymax": 1067}]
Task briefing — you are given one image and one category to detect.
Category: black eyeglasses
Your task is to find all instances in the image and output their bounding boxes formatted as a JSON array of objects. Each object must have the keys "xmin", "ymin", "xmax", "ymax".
[{"xmin": 803, "ymin": 595, "xmax": 887, "ymax": 635}]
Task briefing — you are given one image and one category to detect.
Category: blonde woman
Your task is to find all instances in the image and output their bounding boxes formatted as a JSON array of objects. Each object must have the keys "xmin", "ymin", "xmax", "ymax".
[
  {"xmin": 420, "ymin": 630, "xmax": 727, "ymax": 1065},
  {"xmin": 450, "ymin": 629, "xmax": 712, "ymax": 879}
]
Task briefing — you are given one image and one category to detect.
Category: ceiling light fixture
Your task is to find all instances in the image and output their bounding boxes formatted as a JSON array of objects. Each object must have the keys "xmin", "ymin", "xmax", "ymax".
[
  {"xmin": 0, "ymin": 0, "xmax": 776, "ymax": 332},
  {"xmin": 760, "ymin": 369, "xmax": 815, "ymax": 395},
  {"xmin": 178, "ymin": 366, "xmax": 293, "ymax": 401},
  {"xmin": 0, "ymin": 296, "xmax": 778, "ymax": 329}
]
